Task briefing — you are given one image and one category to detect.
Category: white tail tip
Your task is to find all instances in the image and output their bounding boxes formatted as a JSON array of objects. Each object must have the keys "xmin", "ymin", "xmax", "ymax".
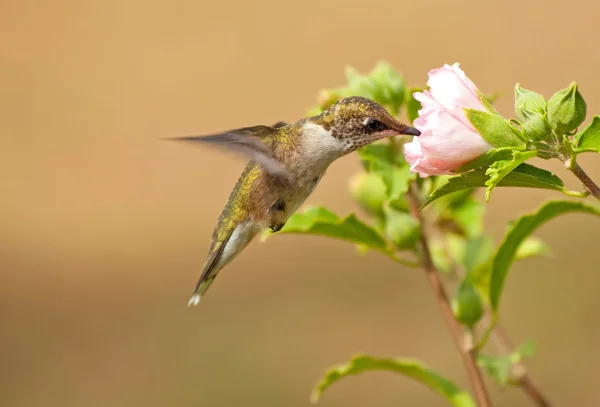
[{"xmin": 188, "ymin": 294, "xmax": 201, "ymax": 307}]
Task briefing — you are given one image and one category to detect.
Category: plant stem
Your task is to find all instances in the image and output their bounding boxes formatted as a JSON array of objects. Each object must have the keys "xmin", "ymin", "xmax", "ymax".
[
  {"xmin": 567, "ymin": 161, "xmax": 600, "ymax": 200},
  {"xmin": 406, "ymin": 184, "xmax": 492, "ymax": 407},
  {"xmin": 488, "ymin": 322, "xmax": 552, "ymax": 407}
]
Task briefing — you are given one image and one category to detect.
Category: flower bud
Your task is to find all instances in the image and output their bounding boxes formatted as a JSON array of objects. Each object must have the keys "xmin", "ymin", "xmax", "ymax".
[
  {"xmin": 547, "ymin": 82, "xmax": 587, "ymax": 134},
  {"xmin": 451, "ymin": 283, "xmax": 483, "ymax": 328},
  {"xmin": 520, "ymin": 107, "xmax": 551, "ymax": 141},
  {"xmin": 514, "ymin": 84, "xmax": 546, "ymax": 122},
  {"xmin": 383, "ymin": 206, "xmax": 421, "ymax": 250},
  {"xmin": 349, "ymin": 172, "xmax": 387, "ymax": 217}
]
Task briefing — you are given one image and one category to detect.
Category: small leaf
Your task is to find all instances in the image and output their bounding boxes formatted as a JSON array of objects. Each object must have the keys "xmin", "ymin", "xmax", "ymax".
[
  {"xmin": 311, "ymin": 354, "xmax": 476, "ymax": 407},
  {"xmin": 422, "ymin": 164, "xmax": 566, "ymax": 208},
  {"xmin": 275, "ymin": 206, "xmax": 388, "ymax": 252},
  {"xmin": 574, "ymin": 115, "xmax": 600, "ymax": 153},
  {"xmin": 477, "ymin": 354, "xmax": 513, "ymax": 386},
  {"xmin": 515, "ymin": 237, "xmax": 550, "ymax": 260},
  {"xmin": 490, "ymin": 200, "xmax": 600, "ymax": 312},
  {"xmin": 406, "ymin": 86, "xmax": 424, "ymax": 124},
  {"xmin": 484, "ymin": 151, "xmax": 538, "ymax": 201},
  {"xmin": 516, "ymin": 340, "xmax": 536, "ymax": 359},
  {"xmin": 464, "ymin": 108, "xmax": 525, "ymax": 148},
  {"xmin": 478, "ymin": 340, "xmax": 536, "ymax": 387}
]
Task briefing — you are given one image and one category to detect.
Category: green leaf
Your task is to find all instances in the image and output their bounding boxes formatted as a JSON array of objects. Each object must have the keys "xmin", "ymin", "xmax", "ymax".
[
  {"xmin": 406, "ymin": 86, "xmax": 424, "ymax": 124},
  {"xmin": 453, "ymin": 198, "xmax": 485, "ymax": 238},
  {"xmin": 574, "ymin": 115, "xmax": 600, "ymax": 153},
  {"xmin": 463, "ymin": 236, "xmax": 494, "ymax": 274},
  {"xmin": 484, "ymin": 151, "xmax": 538, "ymax": 201},
  {"xmin": 478, "ymin": 340, "xmax": 536, "ymax": 387},
  {"xmin": 384, "ymin": 165, "xmax": 415, "ymax": 203},
  {"xmin": 515, "ymin": 237, "xmax": 549, "ymax": 260},
  {"xmin": 455, "ymin": 147, "xmax": 519, "ymax": 172},
  {"xmin": 340, "ymin": 62, "xmax": 405, "ymax": 115},
  {"xmin": 358, "ymin": 142, "xmax": 394, "ymax": 169},
  {"xmin": 272, "ymin": 206, "xmax": 388, "ymax": 252},
  {"xmin": 432, "ymin": 194, "xmax": 484, "ymax": 239},
  {"xmin": 475, "ymin": 89, "xmax": 502, "ymax": 115},
  {"xmin": 357, "ymin": 142, "xmax": 414, "ymax": 206},
  {"xmin": 490, "ymin": 200, "xmax": 600, "ymax": 312},
  {"xmin": 422, "ymin": 164, "xmax": 566, "ymax": 208},
  {"xmin": 464, "ymin": 108, "xmax": 525, "ymax": 148},
  {"xmin": 477, "ymin": 354, "xmax": 513, "ymax": 386},
  {"xmin": 368, "ymin": 61, "xmax": 406, "ymax": 114},
  {"xmin": 466, "ymin": 235, "xmax": 551, "ymax": 305},
  {"xmin": 516, "ymin": 340, "xmax": 536, "ymax": 358},
  {"xmin": 311, "ymin": 355, "xmax": 476, "ymax": 407}
]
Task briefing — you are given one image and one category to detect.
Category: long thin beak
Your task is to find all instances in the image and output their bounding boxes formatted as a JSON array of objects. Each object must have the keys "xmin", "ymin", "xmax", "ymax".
[{"xmin": 401, "ymin": 126, "xmax": 421, "ymax": 136}]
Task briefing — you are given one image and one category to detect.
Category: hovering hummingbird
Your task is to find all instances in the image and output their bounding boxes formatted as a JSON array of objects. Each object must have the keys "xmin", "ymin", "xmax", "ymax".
[{"xmin": 169, "ymin": 96, "xmax": 420, "ymax": 306}]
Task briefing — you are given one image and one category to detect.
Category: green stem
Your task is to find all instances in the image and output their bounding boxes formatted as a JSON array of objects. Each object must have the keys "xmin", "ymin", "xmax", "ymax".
[
  {"xmin": 567, "ymin": 161, "xmax": 600, "ymax": 200},
  {"xmin": 406, "ymin": 183, "xmax": 492, "ymax": 407}
]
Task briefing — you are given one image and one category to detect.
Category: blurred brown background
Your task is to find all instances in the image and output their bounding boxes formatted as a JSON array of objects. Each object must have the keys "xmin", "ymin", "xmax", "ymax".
[{"xmin": 2, "ymin": 0, "xmax": 600, "ymax": 406}]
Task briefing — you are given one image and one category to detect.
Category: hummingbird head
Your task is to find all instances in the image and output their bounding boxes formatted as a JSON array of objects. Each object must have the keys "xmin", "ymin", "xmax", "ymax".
[{"xmin": 315, "ymin": 96, "xmax": 420, "ymax": 154}]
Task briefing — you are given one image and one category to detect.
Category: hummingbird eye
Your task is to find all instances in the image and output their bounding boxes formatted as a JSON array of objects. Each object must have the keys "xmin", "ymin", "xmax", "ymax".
[{"xmin": 365, "ymin": 118, "xmax": 386, "ymax": 132}]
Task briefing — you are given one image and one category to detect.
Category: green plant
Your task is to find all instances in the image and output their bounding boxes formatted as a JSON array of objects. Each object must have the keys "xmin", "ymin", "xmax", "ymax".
[{"xmin": 264, "ymin": 62, "xmax": 600, "ymax": 407}]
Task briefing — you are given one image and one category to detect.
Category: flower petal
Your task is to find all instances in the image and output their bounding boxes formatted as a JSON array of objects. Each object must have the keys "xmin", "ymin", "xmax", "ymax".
[
  {"xmin": 427, "ymin": 64, "xmax": 485, "ymax": 112},
  {"xmin": 405, "ymin": 63, "xmax": 493, "ymax": 177}
]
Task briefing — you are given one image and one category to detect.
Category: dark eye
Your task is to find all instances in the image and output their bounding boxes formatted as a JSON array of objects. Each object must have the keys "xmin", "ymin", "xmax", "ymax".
[{"xmin": 366, "ymin": 118, "xmax": 386, "ymax": 131}]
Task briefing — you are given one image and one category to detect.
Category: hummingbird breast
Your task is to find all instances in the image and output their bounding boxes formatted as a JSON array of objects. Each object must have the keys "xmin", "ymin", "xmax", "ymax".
[{"xmin": 248, "ymin": 170, "xmax": 322, "ymax": 231}]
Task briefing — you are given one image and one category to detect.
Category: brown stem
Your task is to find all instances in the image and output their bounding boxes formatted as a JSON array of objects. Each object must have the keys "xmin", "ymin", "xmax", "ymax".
[
  {"xmin": 489, "ymin": 323, "xmax": 553, "ymax": 407},
  {"xmin": 569, "ymin": 161, "xmax": 600, "ymax": 200},
  {"xmin": 406, "ymin": 184, "xmax": 492, "ymax": 407}
]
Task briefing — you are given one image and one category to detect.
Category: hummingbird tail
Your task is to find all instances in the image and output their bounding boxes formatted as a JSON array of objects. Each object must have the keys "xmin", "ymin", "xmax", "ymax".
[
  {"xmin": 187, "ymin": 220, "xmax": 260, "ymax": 307},
  {"xmin": 187, "ymin": 276, "xmax": 217, "ymax": 307}
]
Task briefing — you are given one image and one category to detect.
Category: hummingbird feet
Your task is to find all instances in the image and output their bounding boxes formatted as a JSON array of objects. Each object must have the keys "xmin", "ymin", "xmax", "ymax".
[{"xmin": 270, "ymin": 222, "xmax": 285, "ymax": 233}]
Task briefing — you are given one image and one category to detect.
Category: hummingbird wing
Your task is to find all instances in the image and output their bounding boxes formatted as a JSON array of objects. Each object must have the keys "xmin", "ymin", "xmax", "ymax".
[{"xmin": 167, "ymin": 125, "xmax": 290, "ymax": 183}]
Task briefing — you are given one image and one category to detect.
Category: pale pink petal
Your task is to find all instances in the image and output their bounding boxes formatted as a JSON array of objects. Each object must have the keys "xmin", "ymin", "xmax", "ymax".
[{"xmin": 427, "ymin": 64, "xmax": 486, "ymax": 112}]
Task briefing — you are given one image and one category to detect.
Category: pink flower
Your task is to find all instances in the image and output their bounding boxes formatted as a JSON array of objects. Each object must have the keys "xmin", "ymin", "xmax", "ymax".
[{"xmin": 404, "ymin": 63, "xmax": 493, "ymax": 177}]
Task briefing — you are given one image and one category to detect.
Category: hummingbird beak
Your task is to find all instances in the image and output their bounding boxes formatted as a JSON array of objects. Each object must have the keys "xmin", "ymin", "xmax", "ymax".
[{"xmin": 399, "ymin": 125, "xmax": 421, "ymax": 137}]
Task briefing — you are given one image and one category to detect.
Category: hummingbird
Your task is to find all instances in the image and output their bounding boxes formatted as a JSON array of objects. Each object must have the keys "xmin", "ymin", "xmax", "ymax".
[{"xmin": 169, "ymin": 96, "xmax": 420, "ymax": 306}]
